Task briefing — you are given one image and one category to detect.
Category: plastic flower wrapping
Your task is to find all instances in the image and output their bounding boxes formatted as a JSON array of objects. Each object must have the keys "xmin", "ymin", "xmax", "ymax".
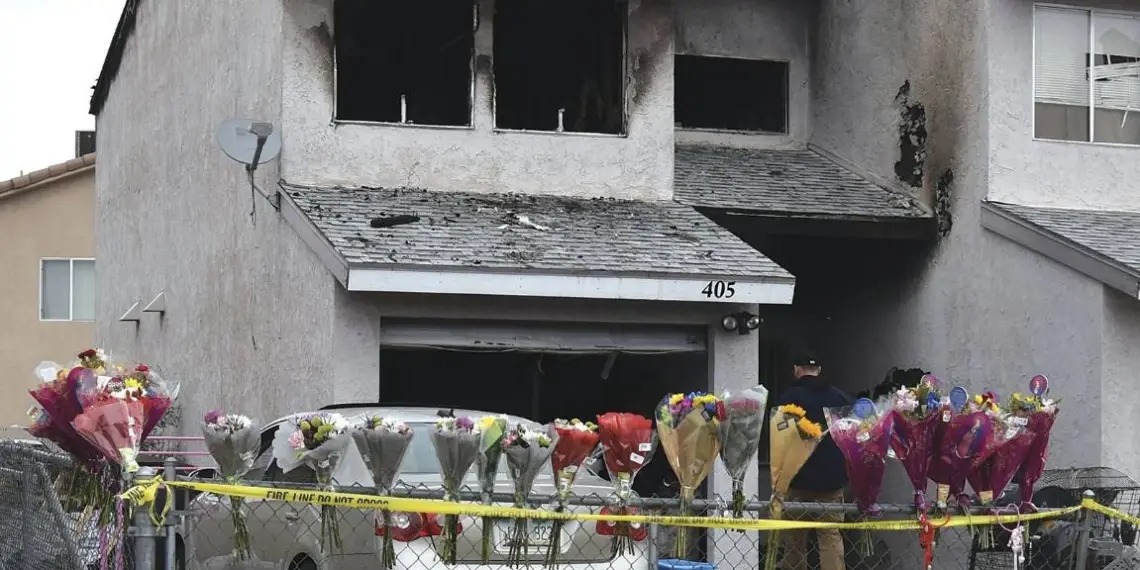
[
  {"xmin": 501, "ymin": 423, "xmax": 558, "ymax": 568},
  {"xmin": 28, "ymin": 354, "xmax": 103, "ymax": 467},
  {"xmin": 888, "ymin": 375, "xmax": 945, "ymax": 512},
  {"xmin": 825, "ymin": 398, "xmax": 896, "ymax": 515},
  {"xmin": 352, "ymin": 416, "xmax": 413, "ymax": 570},
  {"xmin": 765, "ymin": 403, "xmax": 824, "ymax": 570},
  {"xmin": 474, "ymin": 415, "xmax": 508, "ymax": 564},
  {"xmin": 429, "ymin": 413, "xmax": 481, "ymax": 565},
  {"xmin": 717, "ymin": 385, "xmax": 769, "ymax": 518},
  {"xmin": 656, "ymin": 391, "xmax": 723, "ymax": 559},
  {"xmin": 546, "ymin": 418, "xmax": 599, "ymax": 568},
  {"xmin": 272, "ymin": 412, "xmax": 352, "ymax": 553},
  {"xmin": 961, "ymin": 395, "xmax": 1035, "ymax": 549},
  {"xmin": 1010, "ymin": 375, "xmax": 1060, "ymax": 508},
  {"xmin": 201, "ymin": 411, "xmax": 261, "ymax": 560},
  {"xmin": 928, "ymin": 386, "xmax": 998, "ymax": 510},
  {"xmin": 595, "ymin": 412, "xmax": 656, "ymax": 556}
]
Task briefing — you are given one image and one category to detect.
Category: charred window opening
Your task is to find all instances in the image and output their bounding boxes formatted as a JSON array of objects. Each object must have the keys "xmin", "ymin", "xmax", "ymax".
[
  {"xmin": 334, "ymin": 0, "xmax": 474, "ymax": 126},
  {"xmin": 493, "ymin": 0, "xmax": 626, "ymax": 134},
  {"xmin": 675, "ymin": 55, "xmax": 788, "ymax": 133}
]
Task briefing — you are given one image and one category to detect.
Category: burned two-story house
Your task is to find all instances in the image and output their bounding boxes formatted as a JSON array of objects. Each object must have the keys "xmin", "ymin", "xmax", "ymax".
[{"xmin": 91, "ymin": 0, "xmax": 1140, "ymax": 564}]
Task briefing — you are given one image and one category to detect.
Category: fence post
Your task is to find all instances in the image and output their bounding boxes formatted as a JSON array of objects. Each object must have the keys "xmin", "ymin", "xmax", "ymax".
[
  {"xmin": 647, "ymin": 522, "xmax": 658, "ymax": 569},
  {"xmin": 133, "ymin": 466, "xmax": 159, "ymax": 570},
  {"xmin": 20, "ymin": 467, "xmax": 34, "ymax": 569},
  {"xmin": 1072, "ymin": 490, "xmax": 1096, "ymax": 570},
  {"xmin": 164, "ymin": 458, "xmax": 178, "ymax": 570}
]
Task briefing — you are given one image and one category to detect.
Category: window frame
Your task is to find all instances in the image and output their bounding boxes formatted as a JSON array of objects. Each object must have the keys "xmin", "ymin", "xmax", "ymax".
[
  {"xmin": 330, "ymin": 0, "xmax": 479, "ymax": 130},
  {"xmin": 490, "ymin": 0, "xmax": 630, "ymax": 137},
  {"xmin": 673, "ymin": 53, "xmax": 791, "ymax": 136},
  {"xmin": 1032, "ymin": 3, "xmax": 1140, "ymax": 147},
  {"xmin": 39, "ymin": 257, "xmax": 95, "ymax": 323}
]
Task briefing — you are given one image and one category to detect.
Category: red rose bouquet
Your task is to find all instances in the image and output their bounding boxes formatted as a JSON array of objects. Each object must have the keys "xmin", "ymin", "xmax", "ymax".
[
  {"xmin": 1011, "ymin": 375, "xmax": 1059, "ymax": 510},
  {"xmin": 596, "ymin": 412, "xmax": 656, "ymax": 556},
  {"xmin": 888, "ymin": 375, "xmax": 945, "ymax": 512},
  {"xmin": 547, "ymin": 418, "xmax": 600, "ymax": 568}
]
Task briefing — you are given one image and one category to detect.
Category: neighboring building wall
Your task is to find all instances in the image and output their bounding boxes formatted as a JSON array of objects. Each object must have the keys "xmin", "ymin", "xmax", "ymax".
[
  {"xmin": 809, "ymin": 0, "xmax": 1106, "ymax": 487},
  {"xmin": 94, "ymin": 0, "xmax": 343, "ymax": 432},
  {"xmin": 1102, "ymin": 287, "xmax": 1140, "ymax": 482},
  {"xmin": 0, "ymin": 171, "xmax": 95, "ymax": 431},
  {"xmin": 281, "ymin": 0, "xmax": 675, "ymax": 201},
  {"xmin": 674, "ymin": 0, "xmax": 813, "ymax": 149},
  {"xmin": 988, "ymin": 0, "xmax": 1140, "ymax": 211}
]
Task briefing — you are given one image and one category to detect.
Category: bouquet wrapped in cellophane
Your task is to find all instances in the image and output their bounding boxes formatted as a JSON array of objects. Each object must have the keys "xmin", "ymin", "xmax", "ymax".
[
  {"xmin": 765, "ymin": 404, "xmax": 824, "ymax": 570},
  {"xmin": 888, "ymin": 375, "xmax": 944, "ymax": 512},
  {"xmin": 501, "ymin": 423, "xmax": 558, "ymax": 568},
  {"xmin": 352, "ymin": 415, "xmax": 413, "ymax": 570},
  {"xmin": 201, "ymin": 410, "xmax": 260, "ymax": 560},
  {"xmin": 596, "ymin": 412, "xmax": 656, "ymax": 556},
  {"xmin": 546, "ymin": 418, "xmax": 599, "ymax": 568},
  {"xmin": 1011, "ymin": 375, "xmax": 1059, "ymax": 511},
  {"xmin": 657, "ymin": 391, "xmax": 722, "ymax": 559},
  {"xmin": 273, "ymin": 413, "xmax": 352, "ymax": 553},
  {"xmin": 474, "ymin": 415, "xmax": 508, "ymax": 564},
  {"xmin": 929, "ymin": 387, "xmax": 997, "ymax": 511},
  {"xmin": 429, "ymin": 414, "xmax": 480, "ymax": 565},
  {"xmin": 965, "ymin": 396, "xmax": 1035, "ymax": 548},
  {"xmin": 825, "ymin": 397, "xmax": 896, "ymax": 557},
  {"xmin": 718, "ymin": 385, "xmax": 768, "ymax": 518}
]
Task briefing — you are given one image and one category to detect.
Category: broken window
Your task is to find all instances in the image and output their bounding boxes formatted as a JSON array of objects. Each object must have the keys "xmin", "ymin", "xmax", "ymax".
[
  {"xmin": 493, "ymin": 0, "xmax": 626, "ymax": 134},
  {"xmin": 334, "ymin": 0, "xmax": 475, "ymax": 126},
  {"xmin": 675, "ymin": 55, "xmax": 788, "ymax": 133}
]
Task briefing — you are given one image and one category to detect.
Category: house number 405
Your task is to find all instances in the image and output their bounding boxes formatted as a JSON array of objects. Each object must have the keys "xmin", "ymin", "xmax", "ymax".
[{"xmin": 701, "ymin": 281, "xmax": 736, "ymax": 299}]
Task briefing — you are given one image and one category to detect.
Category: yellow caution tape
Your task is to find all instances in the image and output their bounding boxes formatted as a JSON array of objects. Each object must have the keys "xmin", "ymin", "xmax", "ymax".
[
  {"xmin": 124, "ymin": 478, "xmax": 1108, "ymax": 532},
  {"xmin": 120, "ymin": 477, "xmax": 171, "ymax": 527}
]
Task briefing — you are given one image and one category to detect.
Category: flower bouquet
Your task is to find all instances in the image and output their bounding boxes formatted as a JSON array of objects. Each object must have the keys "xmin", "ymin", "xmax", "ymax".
[
  {"xmin": 28, "ymin": 353, "xmax": 104, "ymax": 468},
  {"xmin": 888, "ymin": 375, "xmax": 945, "ymax": 512},
  {"xmin": 429, "ymin": 414, "xmax": 481, "ymax": 565},
  {"xmin": 596, "ymin": 412, "xmax": 656, "ymax": 556},
  {"xmin": 1011, "ymin": 375, "xmax": 1059, "ymax": 510},
  {"xmin": 201, "ymin": 411, "xmax": 261, "ymax": 560},
  {"xmin": 656, "ymin": 391, "xmax": 723, "ymax": 559},
  {"xmin": 929, "ymin": 387, "xmax": 997, "ymax": 511},
  {"xmin": 546, "ymin": 418, "xmax": 600, "ymax": 568},
  {"xmin": 352, "ymin": 415, "xmax": 413, "ymax": 569},
  {"xmin": 272, "ymin": 413, "xmax": 352, "ymax": 553},
  {"xmin": 825, "ymin": 397, "xmax": 896, "ymax": 557},
  {"xmin": 501, "ymin": 423, "xmax": 558, "ymax": 568},
  {"xmin": 474, "ymin": 415, "xmax": 508, "ymax": 564},
  {"xmin": 966, "ymin": 402, "xmax": 1035, "ymax": 548},
  {"xmin": 718, "ymin": 385, "xmax": 769, "ymax": 518},
  {"xmin": 765, "ymin": 404, "xmax": 825, "ymax": 570}
]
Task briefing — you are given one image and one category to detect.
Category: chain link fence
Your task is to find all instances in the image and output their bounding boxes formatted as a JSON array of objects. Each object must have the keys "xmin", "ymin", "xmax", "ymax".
[{"xmin": 3, "ymin": 440, "xmax": 1138, "ymax": 570}]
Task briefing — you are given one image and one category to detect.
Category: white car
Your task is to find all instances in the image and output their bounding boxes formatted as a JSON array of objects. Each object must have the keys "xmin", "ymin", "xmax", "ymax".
[{"xmin": 183, "ymin": 406, "xmax": 649, "ymax": 570}]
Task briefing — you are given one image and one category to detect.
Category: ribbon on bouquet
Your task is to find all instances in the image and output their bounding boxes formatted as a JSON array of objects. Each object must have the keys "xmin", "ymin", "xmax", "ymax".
[{"xmin": 122, "ymin": 477, "xmax": 1101, "ymax": 532}]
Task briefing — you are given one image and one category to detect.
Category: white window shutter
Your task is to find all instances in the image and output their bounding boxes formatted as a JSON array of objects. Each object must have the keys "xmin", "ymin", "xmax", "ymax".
[
  {"xmin": 1092, "ymin": 13, "xmax": 1140, "ymax": 112},
  {"xmin": 1035, "ymin": 7, "xmax": 1091, "ymax": 108}
]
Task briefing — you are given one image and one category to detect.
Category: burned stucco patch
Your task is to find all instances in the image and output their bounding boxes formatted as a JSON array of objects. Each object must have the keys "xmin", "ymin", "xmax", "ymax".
[
  {"xmin": 627, "ymin": 0, "xmax": 672, "ymax": 110},
  {"xmin": 935, "ymin": 168, "xmax": 954, "ymax": 237},
  {"xmin": 893, "ymin": 81, "xmax": 927, "ymax": 189}
]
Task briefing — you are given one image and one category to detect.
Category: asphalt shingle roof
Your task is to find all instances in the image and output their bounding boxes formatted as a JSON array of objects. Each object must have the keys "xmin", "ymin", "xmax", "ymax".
[
  {"xmin": 283, "ymin": 185, "xmax": 792, "ymax": 280},
  {"xmin": 674, "ymin": 145, "xmax": 929, "ymax": 218},
  {"xmin": 988, "ymin": 202, "xmax": 1140, "ymax": 274}
]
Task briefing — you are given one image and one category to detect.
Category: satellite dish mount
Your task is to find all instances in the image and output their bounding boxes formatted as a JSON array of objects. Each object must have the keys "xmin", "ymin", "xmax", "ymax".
[{"xmin": 216, "ymin": 119, "xmax": 283, "ymax": 219}]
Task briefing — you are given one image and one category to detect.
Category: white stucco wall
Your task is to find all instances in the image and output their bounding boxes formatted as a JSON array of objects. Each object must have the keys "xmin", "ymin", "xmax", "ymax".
[
  {"xmin": 1101, "ymin": 287, "xmax": 1140, "ymax": 483},
  {"xmin": 674, "ymin": 0, "xmax": 813, "ymax": 150},
  {"xmin": 281, "ymin": 0, "xmax": 676, "ymax": 201},
  {"xmin": 94, "ymin": 0, "xmax": 342, "ymax": 431},
  {"xmin": 988, "ymin": 0, "xmax": 1140, "ymax": 211}
]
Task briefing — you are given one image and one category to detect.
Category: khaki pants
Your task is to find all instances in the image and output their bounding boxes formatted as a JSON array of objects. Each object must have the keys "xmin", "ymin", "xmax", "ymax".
[{"xmin": 780, "ymin": 488, "xmax": 845, "ymax": 570}]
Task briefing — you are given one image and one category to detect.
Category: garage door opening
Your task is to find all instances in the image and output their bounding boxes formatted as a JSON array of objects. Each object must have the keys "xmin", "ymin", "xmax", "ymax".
[{"xmin": 375, "ymin": 319, "xmax": 710, "ymax": 500}]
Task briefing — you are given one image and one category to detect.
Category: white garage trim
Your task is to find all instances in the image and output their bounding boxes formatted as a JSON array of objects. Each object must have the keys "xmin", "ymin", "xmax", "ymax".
[
  {"xmin": 379, "ymin": 318, "xmax": 707, "ymax": 352},
  {"xmin": 348, "ymin": 267, "xmax": 794, "ymax": 305}
]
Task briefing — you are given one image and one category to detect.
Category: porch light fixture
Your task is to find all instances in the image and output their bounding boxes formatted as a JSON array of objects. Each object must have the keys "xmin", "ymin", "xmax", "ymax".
[{"xmin": 721, "ymin": 312, "xmax": 761, "ymax": 335}]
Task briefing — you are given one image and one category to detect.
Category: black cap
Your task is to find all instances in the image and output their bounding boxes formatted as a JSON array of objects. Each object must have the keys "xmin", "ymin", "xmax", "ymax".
[{"xmin": 792, "ymin": 352, "xmax": 821, "ymax": 367}]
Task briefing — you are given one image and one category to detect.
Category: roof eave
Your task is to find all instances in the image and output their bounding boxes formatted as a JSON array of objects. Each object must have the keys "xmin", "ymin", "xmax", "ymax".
[
  {"xmin": 277, "ymin": 187, "xmax": 350, "ymax": 287},
  {"xmin": 981, "ymin": 201, "xmax": 1140, "ymax": 300}
]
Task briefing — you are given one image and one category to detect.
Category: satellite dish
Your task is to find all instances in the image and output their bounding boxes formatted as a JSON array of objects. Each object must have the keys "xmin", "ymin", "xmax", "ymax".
[{"xmin": 216, "ymin": 118, "xmax": 281, "ymax": 167}]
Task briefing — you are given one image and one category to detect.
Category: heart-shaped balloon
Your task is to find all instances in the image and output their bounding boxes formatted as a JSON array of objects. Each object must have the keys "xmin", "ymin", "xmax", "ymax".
[
  {"xmin": 1029, "ymin": 374, "xmax": 1049, "ymax": 397},
  {"xmin": 949, "ymin": 386, "xmax": 969, "ymax": 411}
]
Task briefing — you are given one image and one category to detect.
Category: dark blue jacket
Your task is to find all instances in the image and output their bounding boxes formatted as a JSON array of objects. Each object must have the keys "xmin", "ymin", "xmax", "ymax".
[{"xmin": 777, "ymin": 375, "xmax": 852, "ymax": 493}]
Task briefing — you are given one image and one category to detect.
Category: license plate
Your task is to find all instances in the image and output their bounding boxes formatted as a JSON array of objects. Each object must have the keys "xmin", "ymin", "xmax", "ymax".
[{"xmin": 496, "ymin": 520, "xmax": 554, "ymax": 548}]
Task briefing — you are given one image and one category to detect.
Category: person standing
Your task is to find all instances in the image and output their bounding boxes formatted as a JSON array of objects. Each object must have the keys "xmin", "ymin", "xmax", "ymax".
[{"xmin": 778, "ymin": 352, "xmax": 851, "ymax": 570}]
